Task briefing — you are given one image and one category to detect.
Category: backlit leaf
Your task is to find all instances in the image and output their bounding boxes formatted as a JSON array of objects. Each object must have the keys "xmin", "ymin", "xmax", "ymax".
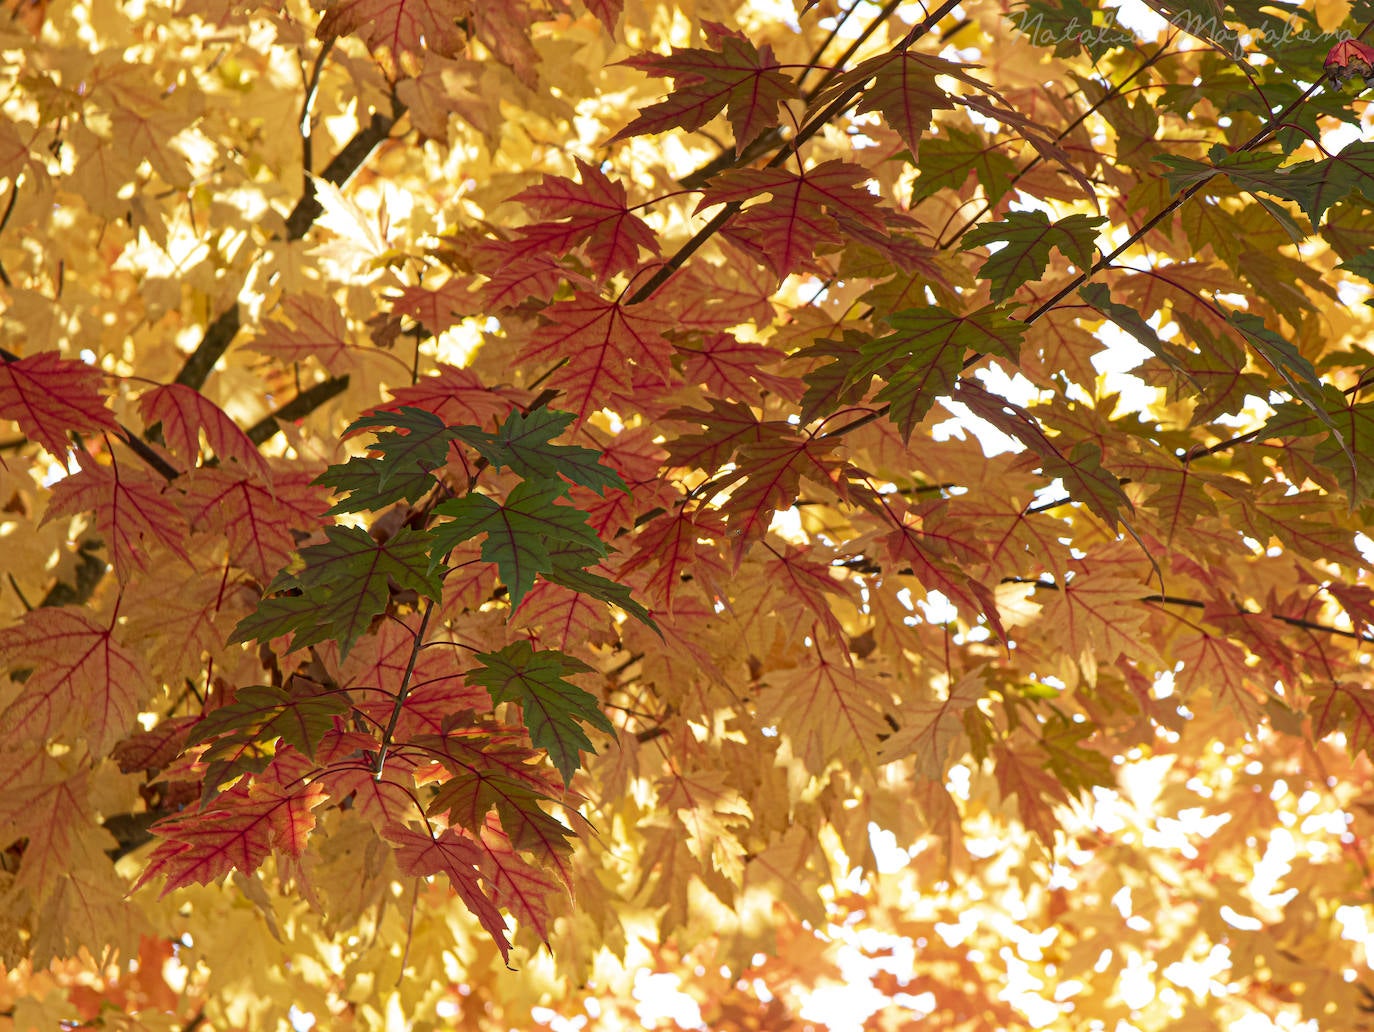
[{"xmin": 467, "ymin": 640, "xmax": 612, "ymax": 784}]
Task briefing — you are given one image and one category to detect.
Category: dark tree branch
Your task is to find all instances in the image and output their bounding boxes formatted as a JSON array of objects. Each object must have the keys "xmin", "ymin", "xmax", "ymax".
[
  {"xmin": 175, "ymin": 94, "xmax": 407, "ymax": 392},
  {"xmin": 246, "ymin": 374, "xmax": 351, "ymax": 446}
]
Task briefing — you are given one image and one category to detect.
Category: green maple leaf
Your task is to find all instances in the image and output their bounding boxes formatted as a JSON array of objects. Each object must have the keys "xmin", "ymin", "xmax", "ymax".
[
  {"xmin": 315, "ymin": 406, "xmax": 456, "ymax": 514},
  {"xmin": 345, "ymin": 406, "xmax": 458, "ymax": 488},
  {"xmin": 1223, "ymin": 311, "xmax": 1353, "ymax": 483},
  {"xmin": 231, "ymin": 526, "xmax": 442, "ymax": 659},
  {"xmin": 1155, "ymin": 149, "xmax": 1330, "ymax": 224},
  {"xmin": 1302, "ymin": 142, "xmax": 1374, "ymax": 228},
  {"xmin": 189, "ymin": 683, "xmax": 349, "ymax": 760},
  {"xmin": 315, "ymin": 455, "xmax": 438, "ymax": 515},
  {"xmin": 1010, "ymin": 0, "xmax": 1122, "ymax": 59},
  {"xmin": 451, "ymin": 407, "xmax": 627, "ymax": 495},
  {"xmin": 853, "ymin": 305, "xmax": 1025, "ymax": 440},
  {"xmin": 963, "ymin": 211, "xmax": 1104, "ymax": 301},
  {"xmin": 430, "ymin": 482, "xmax": 607, "ymax": 608},
  {"xmin": 1269, "ymin": 387, "xmax": 1374, "ymax": 502},
  {"xmin": 467, "ymin": 641, "xmax": 613, "ymax": 784},
  {"xmin": 910, "ymin": 126, "xmax": 1019, "ymax": 206}
]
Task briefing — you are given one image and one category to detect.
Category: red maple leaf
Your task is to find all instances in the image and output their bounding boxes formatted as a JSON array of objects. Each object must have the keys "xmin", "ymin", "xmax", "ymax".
[
  {"xmin": 341, "ymin": 618, "xmax": 490, "ymax": 738},
  {"xmin": 676, "ymin": 331, "xmax": 804, "ymax": 402},
  {"xmin": 44, "ymin": 454, "xmax": 191, "ymax": 582},
  {"xmin": 388, "ymin": 823, "xmax": 512, "ymax": 962},
  {"xmin": 369, "ymin": 363, "xmax": 527, "ymax": 429},
  {"xmin": 0, "ymin": 607, "xmax": 151, "ymax": 755},
  {"xmin": 475, "ymin": 249, "xmax": 586, "ymax": 310},
  {"xmin": 515, "ymin": 293, "xmax": 676, "ymax": 424},
  {"xmin": 479, "ymin": 818, "xmax": 565, "ymax": 943},
  {"xmin": 880, "ymin": 500, "xmax": 1009, "ymax": 642},
  {"xmin": 613, "ymin": 22, "xmax": 799, "ymax": 151},
  {"xmin": 582, "ymin": 0, "xmax": 622, "ymax": 34},
  {"xmin": 842, "ymin": 50, "xmax": 960, "ymax": 152},
  {"xmin": 614, "ymin": 507, "xmax": 729, "ymax": 612},
  {"xmin": 504, "ymin": 158, "xmax": 659, "ymax": 280},
  {"xmin": 390, "ymin": 278, "xmax": 475, "ymax": 336},
  {"xmin": 0, "ymin": 351, "xmax": 118, "ymax": 464},
  {"xmin": 0, "ymin": 753, "xmax": 102, "ymax": 899},
  {"xmin": 715, "ymin": 432, "xmax": 849, "ymax": 557},
  {"xmin": 138, "ymin": 383, "xmax": 270, "ymax": 479},
  {"xmin": 316, "ymin": 0, "xmax": 467, "ymax": 64},
  {"xmin": 699, "ymin": 159, "xmax": 891, "ymax": 277},
  {"xmin": 178, "ymin": 466, "xmax": 328, "ymax": 582},
  {"xmin": 135, "ymin": 781, "xmax": 327, "ymax": 893},
  {"xmin": 514, "ymin": 580, "xmax": 616, "ymax": 651}
]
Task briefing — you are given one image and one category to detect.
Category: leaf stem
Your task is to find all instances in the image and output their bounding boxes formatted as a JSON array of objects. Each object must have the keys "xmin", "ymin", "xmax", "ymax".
[{"xmin": 373, "ymin": 589, "xmax": 439, "ymax": 779}]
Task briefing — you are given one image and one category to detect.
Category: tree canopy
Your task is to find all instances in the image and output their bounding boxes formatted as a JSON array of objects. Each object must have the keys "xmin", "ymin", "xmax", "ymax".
[{"xmin": 4, "ymin": 0, "xmax": 1374, "ymax": 1027}]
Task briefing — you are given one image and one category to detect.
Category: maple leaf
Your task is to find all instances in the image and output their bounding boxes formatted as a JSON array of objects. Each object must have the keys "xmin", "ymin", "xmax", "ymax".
[
  {"xmin": 837, "ymin": 50, "xmax": 962, "ymax": 152},
  {"xmin": 0, "ymin": 352, "xmax": 118, "ymax": 464},
  {"xmin": 135, "ymin": 781, "xmax": 327, "ymax": 894},
  {"xmin": 387, "ymin": 824, "xmax": 512, "ymax": 963},
  {"xmin": 342, "ymin": 617, "xmax": 490, "ymax": 735},
  {"xmin": 466, "ymin": 640, "xmax": 613, "ymax": 784},
  {"xmin": 514, "ymin": 581, "xmax": 615, "ymax": 651},
  {"xmin": 954, "ymin": 380, "xmax": 1133, "ymax": 529},
  {"xmin": 537, "ymin": 547, "xmax": 656, "ymax": 630},
  {"xmin": 138, "ymin": 383, "xmax": 270, "ymax": 478},
  {"xmin": 613, "ymin": 22, "xmax": 799, "ymax": 152},
  {"xmin": 231, "ymin": 525, "xmax": 443, "ymax": 659},
  {"xmin": 189, "ymin": 682, "xmax": 351, "ymax": 764},
  {"xmin": 851, "ymin": 305, "xmax": 1026, "ymax": 440},
  {"xmin": 963, "ymin": 211, "xmax": 1104, "ymax": 301},
  {"xmin": 514, "ymin": 294, "xmax": 676, "ymax": 424},
  {"xmin": 479, "ymin": 819, "xmax": 566, "ymax": 943},
  {"xmin": 1038, "ymin": 570, "xmax": 1161, "ymax": 668},
  {"xmin": 414, "ymin": 720, "xmax": 564, "ymax": 797},
  {"xmin": 1078, "ymin": 283, "xmax": 1199, "ymax": 388},
  {"xmin": 910, "ymin": 124, "xmax": 1020, "ymax": 204},
  {"xmin": 700, "ymin": 159, "xmax": 891, "ymax": 277},
  {"xmin": 505, "ymin": 158, "xmax": 659, "ymax": 280},
  {"xmin": 316, "ymin": 0, "xmax": 467, "ymax": 65},
  {"xmin": 371, "ymin": 363, "xmax": 526, "ymax": 428},
  {"xmin": 427, "ymin": 769, "xmax": 575, "ymax": 869},
  {"xmin": 675, "ymin": 331, "xmax": 803, "ymax": 402},
  {"xmin": 0, "ymin": 752, "xmax": 110, "ymax": 900},
  {"xmin": 877, "ymin": 670, "xmax": 986, "ymax": 778},
  {"xmin": 113, "ymin": 716, "xmax": 197, "ymax": 776},
  {"xmin": 179, "ymin": 467, "xmax": 329, "ymax": 582},
  {"xmin": 247, "ymin": 295, "xmax": 353, "ymax": 370},
  {"xmin": 1155, "ymin": 148, "xmax": 1331, "ymax": 225},
  {"xmin": 614, "ymin": 506, "xmax": 730, "ymax": 612},
  {"xmin": 756, "ymin": 651, "xmax": 893, "ymax": 772},
  {"xmin": 716, "ymin": 432, "xmax": 849, "ymax": 557},
  {"xmin": 429, "ymin": 481, "xmax": 608, "ymax": 608},
  {"xmin": 451, "ymin": 406, "xmax": 627, "ymax": 495},
  {"xmin": 315, "ymin": 406, "xmax": 456, "ymax": 514},
  {"xmin": 389, "ymin": 278, "xmax": 474, "ymax": 336},
  {"xmin": 1310, "ymin": 682, "xmax": 1374, "ymax": 758},
  {"xmin": 44, "ymin": 455, "xmax": 191, "ymax": 582},
  {"xmin": 992, "ymin": 734, "xmax": 1072, "ymax": 841}
]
